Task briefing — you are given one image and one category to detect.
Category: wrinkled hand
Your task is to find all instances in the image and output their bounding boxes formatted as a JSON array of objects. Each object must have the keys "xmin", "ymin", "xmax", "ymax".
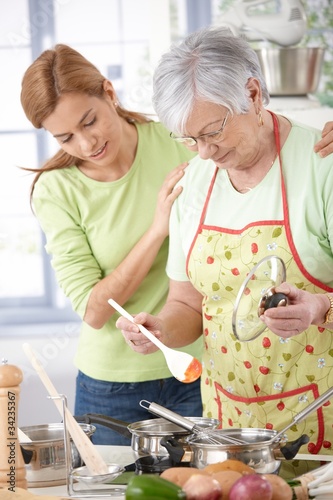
[
  {"xmin": 314, "ymin": 121, "xmax": 333, "ymax": 158},
  {"xmin": 260, "ymin": 282, "xmax": 328, "ymax": 338},
  {"xmin": 116, "ymin": 312, "xmax": 164, "ymax": 354},
  {"xmin": 152, "ymin": 162, "xmax": 188, "ymax": 238}
]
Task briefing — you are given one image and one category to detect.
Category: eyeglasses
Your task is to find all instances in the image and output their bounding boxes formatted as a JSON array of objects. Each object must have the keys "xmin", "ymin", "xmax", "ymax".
[{"xmin": 170, "ymin": 111, "xmax": 230, "ymax": 147}]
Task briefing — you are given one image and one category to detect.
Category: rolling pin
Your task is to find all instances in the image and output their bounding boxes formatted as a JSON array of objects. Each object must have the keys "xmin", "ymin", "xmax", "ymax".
[{"xmin": 0, "ymin": 359, "xmax": 27, "ymax": 491}]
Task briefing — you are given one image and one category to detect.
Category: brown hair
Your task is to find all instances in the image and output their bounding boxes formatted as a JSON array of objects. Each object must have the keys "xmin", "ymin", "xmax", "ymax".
[{"xmin": 21, "ymin": 44, "xmax": 151, "ymax": 198}]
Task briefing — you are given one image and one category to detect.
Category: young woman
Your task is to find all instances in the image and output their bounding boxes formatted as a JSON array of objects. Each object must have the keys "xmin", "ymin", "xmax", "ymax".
[{"xmin": 20, "ymin": 44, "xmax": 203, "ymax": 445}]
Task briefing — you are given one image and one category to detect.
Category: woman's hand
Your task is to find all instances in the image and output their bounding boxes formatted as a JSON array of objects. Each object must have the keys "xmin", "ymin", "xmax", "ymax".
[
  {"xmin": 116, "ymin": 312, "xmax": 164, "ymax": 354},
  {"xmin": 314, "ymin": 121, "xmax": 333, "ymax": 157},
  {"xmin": 260, "ymin": 282, "xmax": 330, "ymax": 338},
  {"xmin": 115, "ymin": 281, "xmax": 203, "ymax": 353},
  {"xmin": 151, "ymin": 162, "xmax": 188, "ymax": 239}
]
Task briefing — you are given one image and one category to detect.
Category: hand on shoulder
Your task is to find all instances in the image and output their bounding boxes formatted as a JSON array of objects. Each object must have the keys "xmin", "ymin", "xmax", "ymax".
[{"xmin": 314, "ymin": 121, "xmax": 333, "ymax": 157}]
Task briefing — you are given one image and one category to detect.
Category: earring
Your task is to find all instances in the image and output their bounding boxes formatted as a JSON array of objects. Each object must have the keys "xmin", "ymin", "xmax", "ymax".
[{"xmin": 258, "ymin": 111, "xmax": 264, "ymax": 127}]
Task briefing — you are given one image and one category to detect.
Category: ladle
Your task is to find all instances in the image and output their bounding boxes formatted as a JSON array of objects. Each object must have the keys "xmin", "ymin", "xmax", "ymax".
[
  {"xmin": 108, "ymin": 298, "xmax": 202, "ymax": 384},
  {"xmin": 70, "ymin": 464, "xmax": 125, "ymax": 485}
]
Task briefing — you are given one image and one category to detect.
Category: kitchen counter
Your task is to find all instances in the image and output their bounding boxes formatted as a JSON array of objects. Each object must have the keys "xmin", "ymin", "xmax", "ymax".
[
  {"xmin": 26, "ymin": 447, "xmax": 333, "ymax": 499},
  {"xmin": 268, "ymin": 96, "xmax": 332, "ymax": 129}
]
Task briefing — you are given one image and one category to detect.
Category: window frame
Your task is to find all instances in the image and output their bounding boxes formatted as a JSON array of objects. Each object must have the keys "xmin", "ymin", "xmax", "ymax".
[{"xmin": 0, "ymin": 0, "xmax": 211, "ymax": 327}]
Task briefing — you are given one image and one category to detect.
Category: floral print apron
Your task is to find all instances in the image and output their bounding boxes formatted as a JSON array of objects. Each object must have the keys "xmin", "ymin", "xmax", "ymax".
[{"xmin": 186, "ymin": 113, "xmax": 333, "ymax": 477}]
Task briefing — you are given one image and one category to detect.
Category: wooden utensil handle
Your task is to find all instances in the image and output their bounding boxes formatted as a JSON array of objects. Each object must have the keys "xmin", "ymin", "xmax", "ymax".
[{"xmin": 22, "ymin": 343, "xmax": 109, "ymax": 476}]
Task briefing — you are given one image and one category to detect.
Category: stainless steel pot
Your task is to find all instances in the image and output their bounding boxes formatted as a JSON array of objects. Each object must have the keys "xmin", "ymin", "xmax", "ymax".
[
  {"xmin": 75, "ymin": 413, "xmax": 219, "ymax": 459},
  {"xmin": 154, "ymin": 386, "xmax": 333, "ymax": 474},
  {"xmin": 129, "ymin": 416, "xmax": 219, "ymax": 458},
  {"xmin": 20, "ymin": 422, "xmax": 96, "ymax": 487},
  {"xmin": 176, "ymin": 428, "xmax": 308, "ymax": 474},
  {"xmin": 255, "ymin": 47, "xmax": 325, "ymax": 95}
]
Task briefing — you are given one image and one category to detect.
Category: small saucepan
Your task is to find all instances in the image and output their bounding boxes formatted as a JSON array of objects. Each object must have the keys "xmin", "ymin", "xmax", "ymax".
[{"xmin": 20, "ymin": 422, "xmax": 96, "ymax": 487}]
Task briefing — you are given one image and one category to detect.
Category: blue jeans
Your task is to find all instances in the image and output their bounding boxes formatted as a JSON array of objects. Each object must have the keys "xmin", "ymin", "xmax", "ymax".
[{"xmin": 74, "ymin": 371, "xmax": 202, "ymax": 445}]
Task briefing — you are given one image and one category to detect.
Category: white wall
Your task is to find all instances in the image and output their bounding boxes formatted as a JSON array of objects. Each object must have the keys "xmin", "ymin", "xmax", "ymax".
[{"xmin": 1, "ymin": 322, "xmax": 80, "ymax": 428}]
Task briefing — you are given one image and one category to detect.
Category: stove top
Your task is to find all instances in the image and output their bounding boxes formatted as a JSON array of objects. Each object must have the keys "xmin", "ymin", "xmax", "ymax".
[{"xmin": 126, "ymin": 455, "xmax": 190, "ymax": 474}]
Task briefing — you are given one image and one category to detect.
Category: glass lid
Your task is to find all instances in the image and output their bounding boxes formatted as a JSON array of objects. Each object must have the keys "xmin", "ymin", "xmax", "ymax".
[{"xmin": 232, "ymin": 255, "xmax": 287, "ymax": 342}]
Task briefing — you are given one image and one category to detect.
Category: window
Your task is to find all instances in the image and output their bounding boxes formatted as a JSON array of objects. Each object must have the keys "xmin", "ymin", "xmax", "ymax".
[
  {"xmin": 0, "ymin": 0, "xmax": 211, "ymax": 326},
  {"xmin": 7, "ymin": 0, "xmax": 328, "ymax": 327}
]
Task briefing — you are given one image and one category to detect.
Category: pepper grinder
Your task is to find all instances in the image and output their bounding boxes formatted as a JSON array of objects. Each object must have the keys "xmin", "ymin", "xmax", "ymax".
[{"xmin": 0, "ymin": 359, "xmax": 27, "ymax": 490}]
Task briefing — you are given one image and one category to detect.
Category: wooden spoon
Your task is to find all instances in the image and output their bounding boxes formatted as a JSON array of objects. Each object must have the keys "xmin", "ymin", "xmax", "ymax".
[
  {"xmin": 108, "ymin": 298, "xmax": 202, "ymax": 383},
  {"xmin": 17, "ymin": 428, "xmax": 32, "ymax": 443},
  {"xmin": 22, "ymin": 343, "xmax": 109, "ymax": 476}
]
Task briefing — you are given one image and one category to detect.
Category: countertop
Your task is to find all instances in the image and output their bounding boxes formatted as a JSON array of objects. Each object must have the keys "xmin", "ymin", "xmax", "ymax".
[
  {"xmin": 268, "ymin": 96, "xmax": 332, "ymax": 129},
  {"xmin": 27, "ymin": 447, "xmax": 333, "ymax": 499}
]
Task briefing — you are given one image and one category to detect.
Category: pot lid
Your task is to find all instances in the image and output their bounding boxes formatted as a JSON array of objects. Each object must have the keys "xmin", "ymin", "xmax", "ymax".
[{"xmin": 232, "ymin": 255, "xmax": 287, "ymax": 342}]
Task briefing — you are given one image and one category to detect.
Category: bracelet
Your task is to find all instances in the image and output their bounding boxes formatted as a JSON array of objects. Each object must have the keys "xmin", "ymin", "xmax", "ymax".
[{"xmin": 324, "ymin": 294, "xmax": 333, "ymax": 324}]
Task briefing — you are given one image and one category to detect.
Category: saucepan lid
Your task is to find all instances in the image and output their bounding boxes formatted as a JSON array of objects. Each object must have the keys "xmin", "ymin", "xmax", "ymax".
[{"xmin": 232, "ymin": 255, "xmax": 287, "ymax": 342}]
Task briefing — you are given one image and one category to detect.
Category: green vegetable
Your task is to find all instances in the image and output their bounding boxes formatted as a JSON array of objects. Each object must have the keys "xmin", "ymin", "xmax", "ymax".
[
  {"xmin": 287, "ymin": 477, "xmax": 315, "ymax": 500},
  {"xmin": 125, "ymin": 474, "xmax": 187, "ymax": 499}
]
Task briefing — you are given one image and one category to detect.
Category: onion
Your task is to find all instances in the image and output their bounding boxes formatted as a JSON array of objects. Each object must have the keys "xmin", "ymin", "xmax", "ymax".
[{"xmin": 229, "ymin": 474, "xmax": 273, "ymax": 500}]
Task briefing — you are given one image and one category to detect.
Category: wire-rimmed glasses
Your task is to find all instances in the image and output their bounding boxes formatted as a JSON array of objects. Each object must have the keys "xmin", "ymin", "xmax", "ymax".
[{"xmin": 170, "ymin": 110, "xmax": 230, "ymax": 147}]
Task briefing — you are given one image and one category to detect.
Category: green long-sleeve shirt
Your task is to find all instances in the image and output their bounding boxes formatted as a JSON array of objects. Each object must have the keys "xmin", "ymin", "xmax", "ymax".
[{"xmin": 33, "ymin": 121, "xmax": 202, "ymax": 382}]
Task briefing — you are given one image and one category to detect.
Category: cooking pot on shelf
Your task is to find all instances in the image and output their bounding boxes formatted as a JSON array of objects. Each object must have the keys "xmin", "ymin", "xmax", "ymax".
[{"xmin": 20, "ymin": 422, "xmax": 96, "ymax": 487}]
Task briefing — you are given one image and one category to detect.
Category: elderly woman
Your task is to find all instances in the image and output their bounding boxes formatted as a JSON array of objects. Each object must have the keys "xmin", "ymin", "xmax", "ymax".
[{"xmin": 117, "ymin": 26, "xmax": 333, "ymax": 477}]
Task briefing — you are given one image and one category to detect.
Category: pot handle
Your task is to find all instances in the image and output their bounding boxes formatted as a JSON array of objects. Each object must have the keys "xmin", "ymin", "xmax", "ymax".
[
  {"xmin": 20, "ymin": 446, "xmax": 33, "ymax": 464},
  {"xmin": 140, "ymin": 400, "xmax": 196, "ymax": 432},
  {"xmin": 160, "ymin": 436, "xmax": 186, "ymax": 465},
  {"xmin": 74, "ymin": 413, "xmax": 132, "ymax": 439},
  {"xmin": 276, "ymin": 434, "xmax": 310, "ymax": 460}
]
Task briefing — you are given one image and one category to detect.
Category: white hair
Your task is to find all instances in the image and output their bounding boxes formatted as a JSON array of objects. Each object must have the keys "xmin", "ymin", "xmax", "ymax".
[{"xmin": 152, "ymin": 25, "xmax": 270, "ymax": 135}]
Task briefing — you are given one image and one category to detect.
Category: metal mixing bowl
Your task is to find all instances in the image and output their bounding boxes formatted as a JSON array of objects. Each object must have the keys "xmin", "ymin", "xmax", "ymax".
[{"xmin": 255, "ymin": 47, "xmax": 325, "ymax": 95}]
